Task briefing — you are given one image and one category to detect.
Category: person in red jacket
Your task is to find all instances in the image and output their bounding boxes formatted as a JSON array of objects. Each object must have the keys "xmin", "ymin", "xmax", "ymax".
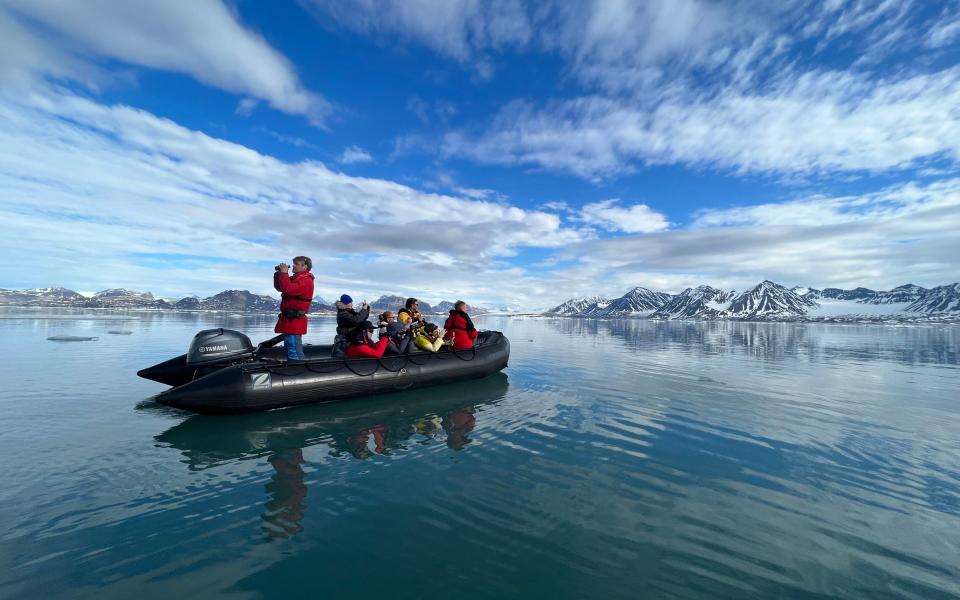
[
  {"xmin": 443, "ymin": 300, "xmax": 479, "ymax": 351},
  {"xmin": 273, "ymin": 256, "xmax": 314, "ymax": 361},
  {"xmin": 345, "ymin": 321, "xmax": 389, "ymax": 358}
]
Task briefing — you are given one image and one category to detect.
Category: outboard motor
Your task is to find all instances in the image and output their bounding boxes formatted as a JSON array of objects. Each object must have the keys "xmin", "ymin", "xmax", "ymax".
[{"xmin": 186, "ymin": 328, "xmax": 255, "ymax": 367}]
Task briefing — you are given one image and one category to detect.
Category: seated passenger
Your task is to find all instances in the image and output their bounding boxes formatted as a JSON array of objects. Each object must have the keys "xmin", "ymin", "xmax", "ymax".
[
  {"xmin": 397, "ymin": 297, "xmax": 425, "ymax": 327},
  {"xmin": 378, "ymin": 311, "xmax": 411, "ymax": 355},
  {"xmin": 443, "ymin": 300, "xmax": 479, "ymax": 351},
  {"xmin": 333, "ymin": 294, "xmax": 369, "ymax": 357},
  {"xmin": 413, "ymin": 323, "xmax": 447, "ymax": 353},
  {"xmin": 345, "ymin": 321, "xmax": 389, "ymax": 358}
]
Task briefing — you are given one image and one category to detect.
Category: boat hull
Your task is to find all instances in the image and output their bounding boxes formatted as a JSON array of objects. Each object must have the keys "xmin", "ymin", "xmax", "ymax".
[{"xmin": 141, "ymin": 331, "xmax": 510, "ymax": 414}]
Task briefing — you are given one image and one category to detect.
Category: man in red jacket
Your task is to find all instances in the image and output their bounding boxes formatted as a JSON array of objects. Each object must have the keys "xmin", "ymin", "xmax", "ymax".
[
  {"xmin": 274, "ymin": 256, "xmax": 314, "ymax": 361},
  {"xmin": 443, "ymin": 300, "xmax": 479, "ymax": 351}
]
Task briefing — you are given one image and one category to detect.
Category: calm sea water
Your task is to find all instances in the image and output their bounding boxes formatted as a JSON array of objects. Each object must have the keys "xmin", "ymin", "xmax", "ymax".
[{"xmin": 0, "ymin": 309, "xmax": 958, "ymax": 599}]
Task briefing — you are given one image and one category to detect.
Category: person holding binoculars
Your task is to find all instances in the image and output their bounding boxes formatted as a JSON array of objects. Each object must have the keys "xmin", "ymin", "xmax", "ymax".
[{"xmin": 273, "ymin": 256, "xmax": 314, "ymax": 361}]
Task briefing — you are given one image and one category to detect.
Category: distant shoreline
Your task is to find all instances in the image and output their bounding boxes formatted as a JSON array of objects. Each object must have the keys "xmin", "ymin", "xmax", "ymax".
[{"xmin": 3, "ymin": 305, "xmax": 956, "ymax": 324}]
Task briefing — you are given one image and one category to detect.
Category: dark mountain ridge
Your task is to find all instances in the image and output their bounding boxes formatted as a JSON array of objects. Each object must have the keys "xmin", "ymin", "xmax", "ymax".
[{"xmin": 0, "ymin": 287, "xmax": 486, "ymax": 314}]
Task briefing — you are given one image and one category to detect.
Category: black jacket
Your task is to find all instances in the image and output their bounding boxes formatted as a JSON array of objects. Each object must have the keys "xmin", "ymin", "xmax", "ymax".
[{"xmin": 336, "ymin": 301, "xmax": 369, "ymax": 336}]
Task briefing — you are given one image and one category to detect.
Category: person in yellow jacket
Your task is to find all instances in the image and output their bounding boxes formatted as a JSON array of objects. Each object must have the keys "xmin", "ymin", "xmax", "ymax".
[
  {"xmin": 414, "ymin": 323, "xmax": 448, "ymax": 352},
  {"xmin": 398, "ymin": 297, "xmax": 425, "ymax": 326}
]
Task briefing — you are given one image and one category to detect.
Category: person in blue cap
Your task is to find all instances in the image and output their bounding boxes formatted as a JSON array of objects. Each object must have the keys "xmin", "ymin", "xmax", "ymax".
[{"xmin": 333, "ymin": 294, "xmax": 369, "ymax": 357}]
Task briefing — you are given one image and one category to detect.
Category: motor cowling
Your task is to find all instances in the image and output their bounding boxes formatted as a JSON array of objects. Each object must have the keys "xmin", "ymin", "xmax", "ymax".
[{"xmin": 186, "ymin": 328, "xmax": 254, "ymax": 367}]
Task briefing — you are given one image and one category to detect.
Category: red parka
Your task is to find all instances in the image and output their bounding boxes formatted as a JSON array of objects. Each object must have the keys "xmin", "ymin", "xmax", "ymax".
[
  {"xmin": 443, "ymin": 310, "xmax": 478, "ymax": 350},
  {"xmin": 274, "ymin": 270, "xmax": 315, "ymax": 335}
]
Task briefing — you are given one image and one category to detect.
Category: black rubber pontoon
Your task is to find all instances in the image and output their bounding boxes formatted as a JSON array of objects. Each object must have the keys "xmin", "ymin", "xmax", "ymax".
[{"xmin": 138, "ymin": 329, "xmax": 509, "ymax": 414}]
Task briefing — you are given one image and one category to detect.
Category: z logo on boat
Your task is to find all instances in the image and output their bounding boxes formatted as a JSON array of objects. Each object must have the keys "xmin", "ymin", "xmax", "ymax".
[{"xmin": 249, "ymin": 372, "xmax": 271, "ymax": 389}]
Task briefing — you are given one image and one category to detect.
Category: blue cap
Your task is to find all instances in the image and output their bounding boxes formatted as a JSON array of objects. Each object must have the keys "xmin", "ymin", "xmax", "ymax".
[{"xmin": 340, "ymin": 294, "xmax": 353, "ymax": 304}]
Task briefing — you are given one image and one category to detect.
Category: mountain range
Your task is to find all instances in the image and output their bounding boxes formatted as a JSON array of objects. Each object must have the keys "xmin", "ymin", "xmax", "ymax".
[
  {"xmin": 0, "ymin": 287, "xmax": 487, "ymax": 315},
  {"xmin": 548, "ymin": 281, "xmax": 960, "ymax": 319}
]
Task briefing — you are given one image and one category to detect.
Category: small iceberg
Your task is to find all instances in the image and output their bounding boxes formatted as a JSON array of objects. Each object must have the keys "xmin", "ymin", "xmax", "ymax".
[
  {"xmin": 107, "ymin": 330, "xmax": 133, "ymax": 335},
  {"xmin": 47, "ymin": 335, "xmax": 99, "ymax": 342}
]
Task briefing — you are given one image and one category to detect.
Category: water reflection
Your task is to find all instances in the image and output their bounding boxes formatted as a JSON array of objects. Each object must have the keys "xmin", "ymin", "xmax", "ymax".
[
  {"xmin": 155, "ymin": 374, "xmax": 509, "ymax": 539},
  {"xmin": 548, "ymin": 318, "xmax": 959, "ymax": 365},
  {"xmin": 262, "ymin": 449, "xmax": 307, "ymax": 539}
]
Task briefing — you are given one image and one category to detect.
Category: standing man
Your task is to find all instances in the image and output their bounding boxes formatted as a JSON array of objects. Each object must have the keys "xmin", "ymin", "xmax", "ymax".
[{"xmin": 274, "ymin": 256, "xmax": 314, "ymax": 361}]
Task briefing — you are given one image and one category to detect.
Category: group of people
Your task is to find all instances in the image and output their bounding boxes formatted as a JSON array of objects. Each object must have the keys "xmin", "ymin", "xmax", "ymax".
[
  {"xmin": 333, "ymin": 295, "xmax": 478, "ymax": 359},
  {"xmin": 272, "ymin": 256, "xmax": 478, "ymax": 361}
]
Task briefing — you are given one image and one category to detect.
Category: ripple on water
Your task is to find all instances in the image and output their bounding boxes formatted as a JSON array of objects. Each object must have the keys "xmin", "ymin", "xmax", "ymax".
[{"xmin": 0, "ymin": 313, "xmax": 959, "ymax": 598}]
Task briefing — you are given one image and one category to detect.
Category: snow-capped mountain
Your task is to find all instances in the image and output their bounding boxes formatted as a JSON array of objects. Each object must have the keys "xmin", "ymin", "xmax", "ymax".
[
  {"xmin": 547, "ymin": 280, "xmax": 960, "ymax": 320},
  {"xmin": 819, "ymin": 287, "xmax": 877, "ymax": 301},
  {"xmin": 197, "ymin": 290, "xmax": 278, "ymax": 312},
  {"xmin": 368, "ymin": 295, "xmax": 434, "ymax": 314},
  {"xmin": 0, "ymin": 287, "xmax": 85, "ymax": 305},
  {"xmin": 652, "ymin": 286, "xmax": 736, "ymax": 319},
  {"xmin": 725, "ymin": 281, "xmax": 817, "ymax": 317},
  {"xmin": 866, "ymin": 284, "xmax": 928, "ymax": 304},
  {"xmin": 906, "ymin": 283, "xmax": 960, "ymax": 313},
  {"xmin": 174, "ymin": 296, "xmax": 201, "ymax": 310},
  {"xmin": 85, "ymin": 288, "xmax": 169, "ymax": 308},
  {"xmin": 548, "ymin": 296, "xmax": 610, "ymax": 315},
  {"xmin": 587, "ymin": 287, "xmax": 670, "ymax": 316}
]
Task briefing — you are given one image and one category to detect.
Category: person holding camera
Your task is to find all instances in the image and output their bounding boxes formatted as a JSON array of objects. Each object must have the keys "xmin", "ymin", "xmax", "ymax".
[
  {"xmin": 397, "ymin": 297, "xmax": 425, "ymax": 327},
  {"xmin": 273, "ymin": 256, "xmax": 314, "ymax": 361},
  {"xmin": 345, "ymin": 320, "xmax": 390, "ymax": 358},
  {"xmin": 413, "ymin": 323, "xmax": 449, "ymax": 353},
  {"xmin": 378, "ymin": 310, "xmax": 412, "ymax": 354},
  {"xmin": 333, "ymin": 294, "xmax": 369, "ymax": 358}
]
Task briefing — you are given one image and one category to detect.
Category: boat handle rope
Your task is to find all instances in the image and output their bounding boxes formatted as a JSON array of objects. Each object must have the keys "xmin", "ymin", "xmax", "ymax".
[
  {"xmin": 405, "ymin": 351, "xmax": 433, "ymax": 366},
  {"xmin": 342, "ymin": 357, "xmax": 381, "ymax": 377},
  {"xmin": 376, "ymin": 354, "xmax": 409, "ymax": 373},
  {"xmin": 450, "ymin": 345, "xmax": 478, "ymax": 361},
  {"xmin": 305, "ymin": 363, "xmax": 343, "ymax": 374},
  {"xmin": 247, "ymin": 341, "xmax": 482, "ymax": 377}
]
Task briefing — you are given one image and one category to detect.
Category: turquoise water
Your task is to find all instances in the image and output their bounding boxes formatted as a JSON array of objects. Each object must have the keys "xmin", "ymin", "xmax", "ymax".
[{"xmin": 1, "ymin": 309, "xmax": 958, "ymax": 599}]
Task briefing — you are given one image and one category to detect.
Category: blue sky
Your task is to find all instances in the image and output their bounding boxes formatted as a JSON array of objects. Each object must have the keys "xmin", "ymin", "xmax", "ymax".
[{"xmin": 1, "ymin": 0, "xmax": 959, "ymax": 309}]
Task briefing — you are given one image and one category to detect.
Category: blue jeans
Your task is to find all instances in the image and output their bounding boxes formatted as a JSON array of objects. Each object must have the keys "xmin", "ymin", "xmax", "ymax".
[{"xmin": 283, "ymin": 334, "xmax": 304, "ymax": 361}]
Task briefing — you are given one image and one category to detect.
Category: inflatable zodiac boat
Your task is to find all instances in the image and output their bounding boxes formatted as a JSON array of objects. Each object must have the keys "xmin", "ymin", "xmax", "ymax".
[{"xmin": 138, "ymin": 328, "xmax": 510, "ymax": 414}]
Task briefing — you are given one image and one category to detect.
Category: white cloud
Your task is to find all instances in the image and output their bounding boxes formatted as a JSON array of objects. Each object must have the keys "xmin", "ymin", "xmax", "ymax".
[
  {"xmin": 338, "ymin": 145, "xmax": 373, "ymax": 164},
  {"xmin": 1, "ymin": 86, "xmax": 957, "ymax": 308},
  {"xmin": 578, "ymin": 200, "xmax": 670, "ymax": 234},
  {"xmin": 453, "ymin": 186, "xmax": 500, "ymax": 201},
  {"xmin": 0, "ymin": 0, "xmax": 329, "ymax": 123},
  {"xmin": 549, "ymin": 179, "xmax": 960, "ymax": 294},
  {"xmin": 235, "ymin": 98, "xmax": 259, "ymax": 117},
  {"xmin": 0, "ymin": 86, "xmax": 584, "ymax": 307},
  {"xmin": 926, "ymin": 15, "xmax": 960, "ymax": 47},
  {"xmin": 443, "ymin": 67, "xmax": 960, "ymax": 179},
  {"xmin": 301, "ymin": 0, "xmax": 533, "ymax": 61},
  {"xmin": 317, "ymin": 1, "xmax": 958, "ymax": 182}
]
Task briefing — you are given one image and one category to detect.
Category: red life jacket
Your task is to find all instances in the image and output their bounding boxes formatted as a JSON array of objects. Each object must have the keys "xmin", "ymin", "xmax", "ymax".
[{"xmin": 443, "ymin": 310, "xmax": 478, "ymax": 350}]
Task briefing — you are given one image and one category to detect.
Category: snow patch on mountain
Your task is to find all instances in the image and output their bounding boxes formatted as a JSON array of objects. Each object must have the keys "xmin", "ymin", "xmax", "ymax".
[
  {"xmin": 589, "ymin": 287, "xmax": 670, "ymax": 316},
  {"xmin": 548, "ymin": 296, "xmax": 611, "ymax": 315},
  {"xmin": 725, "ymin": 281, "xmax": 817, "ymax": 317},
  {"xmin": 820, "ymin": 287, "xmax": 877, "ymax": 301},
  {"xmin": 906, "ymin": 283, "xmax": 960, "ymax": 313},
  {"xmin": 653, "ymin": 286, "xmax": 735, "ymax": 319},
  {"xmin": 866, "ymin": 284, "xmax": 927, "ymax": 305}
]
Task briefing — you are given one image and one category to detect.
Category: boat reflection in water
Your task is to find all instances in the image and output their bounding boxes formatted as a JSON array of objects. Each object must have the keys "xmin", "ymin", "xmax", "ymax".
[{"xmin": 155, "ymin": 373, "xmax": 509, "ymax": 539}]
